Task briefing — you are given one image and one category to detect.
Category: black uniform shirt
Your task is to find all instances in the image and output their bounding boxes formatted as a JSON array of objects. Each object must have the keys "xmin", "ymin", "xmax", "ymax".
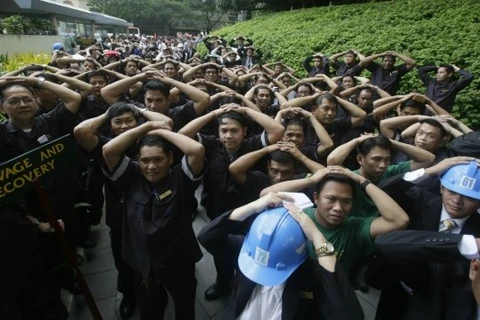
[
  {"xmin": 200, "ymin": 132, "xmax": 268, "ymax": 219},
  {"xmin": 367, "ymin": 62, "xmax": 409, "ymax": 95},
  {"xmin": 332, "ymin": 61, "xmax": 363, "ymax": 76},
  {"xmin": 419, "ymin": 66, "xmax": 474, "ymax": 112},
  {"xmin": 104, "ymin": 155, "xmax": 203, "ymax": 282}
]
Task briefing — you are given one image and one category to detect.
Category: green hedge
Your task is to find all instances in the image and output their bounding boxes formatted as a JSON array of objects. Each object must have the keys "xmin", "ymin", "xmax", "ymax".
[{"xmin": 207, "ymin": 0, "xmax": 480, "ymax": 129}]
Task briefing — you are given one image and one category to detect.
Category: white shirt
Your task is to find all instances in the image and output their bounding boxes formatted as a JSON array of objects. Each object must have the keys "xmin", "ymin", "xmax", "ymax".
[
  {"xmin": 439, "ymin": 205, "xmax": 479, "ymax": 259},
  {"xmin": 237, "ymin": 283, "xmax": 285, "ymax": 320}
]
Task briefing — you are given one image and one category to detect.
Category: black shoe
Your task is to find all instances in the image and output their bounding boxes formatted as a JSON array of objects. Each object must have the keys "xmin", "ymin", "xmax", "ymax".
[
  {"xmin": 80, "ymin": 238, "xmax": 97, "ymax": 249},
  {"xmin": 119, "ymin": 295, "xmax": 136, "ymax": 319},
  {"xmin": 204, "ymin": 282, "xmax": 230, "ymax": 300}
]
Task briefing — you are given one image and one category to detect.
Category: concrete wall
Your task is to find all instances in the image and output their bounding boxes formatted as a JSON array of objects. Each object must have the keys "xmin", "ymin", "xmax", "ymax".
[{"xmin": 0, "ymin": 35, "xmax": 64, "ymax": 55}]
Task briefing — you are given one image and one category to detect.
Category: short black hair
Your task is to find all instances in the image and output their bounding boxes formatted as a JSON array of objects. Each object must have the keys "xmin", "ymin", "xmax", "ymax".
[
  {"xmin": 163, "ymin": 61, "xmax": 178, "ymax": 70},
  {"xmin": 314, "ymin": 173, "xmax": 356, "ymax": 196},
  {"xmin": 357, "ymin": 136, "xmax": 392, "ymax": 156},
  {"xmin": 419, "ymin": 118, "xmax": 447, "ymax": 138},
  {"xmin": 254, "ymin": 84, "xmax": 271, "ymax": 96},
  {"xmin": 144, "ymin": 80, "xmax": 171, "ymax": 97},
  {"xmin": 24, "ymin": 65, "xmax": 45, "ymax": 74},
  {"xmin": 382, "ymin": 55, "xmax": 396, "ymax": 64},
  {"xmin": 341, "ymin": 74, "xmax": 355, "ymax": 82},
  {"xmin": 217, "ymin": 111, "xmax": 247, "ymax": 128},
  {"xmin": 32, "ymin": 72, "xmax": 59, "ymax": 84},
  {"xmin": 0, "ymin": 83, "xmax": 35, "ymax": 103},
  {"xmin": 269, "ymin": 150, "xmax": 296, "ymax": 166},
  {"xmin": 314, "ymin": 92, "xmax": 338, "ymax": 107},
  {"xmin": 204, "ymin": 63, "xmax": 219, "ymax": 73},
  {"xmin": 255, "ymin": 73, "xmax": 270, "ymax": 83},
  {"xmin": 86, "ymin": 70, "xmax": 108, "ymax": 83},
  {"xmin": 401, "ymin": 99, "xmax": 426, "ymax": 114},
  {"xmin": 106, "ymin": 101, "xmax": 140, "ymax": 123},
  {"xmin": 296, "ymin": 82, "xmax": 313, "ymax": 94},
  {"xmin": 355, "ymin": 87, "xmax": 374, "ymax": 99},
  {"xmin": 285, "ymin": 118, "xmax": 307, "ymax": 134},
  {"xmin": 124, "ymin": 59, "xmax": 139, "ymax": 67},
  {"xmin": 345, "ymin": 50, "xmax": 357, "ymax": 58},
  {"xmin": 438, "ymin": 63, "xmax": 454, "ymax": 74},
  {"xmin": 137, "ymin": 135, "xmax": 173, "ymax": 154}
]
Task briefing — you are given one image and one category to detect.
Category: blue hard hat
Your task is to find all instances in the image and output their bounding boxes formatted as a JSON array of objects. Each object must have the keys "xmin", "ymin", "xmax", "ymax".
[
  {"xmin": 238, "ymin": 206, "xmax": 308, "ymax": 286},
  {"xmin": 440, "ymin": 161, "xmax": 480, "ymax": 200},
  {"xmin": 53, "ymin": 42, "xmax": 64, "ymax": 50}
]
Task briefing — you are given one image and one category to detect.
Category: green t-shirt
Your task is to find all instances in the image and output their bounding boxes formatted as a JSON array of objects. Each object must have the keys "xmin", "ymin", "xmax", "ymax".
[
  {"xmin": 351, "ymin": 161, "xmax": 411, "ymax": 218},
  {"xmin": 305, "ymin": 207, "xmax": 375, "ymax": 274}
]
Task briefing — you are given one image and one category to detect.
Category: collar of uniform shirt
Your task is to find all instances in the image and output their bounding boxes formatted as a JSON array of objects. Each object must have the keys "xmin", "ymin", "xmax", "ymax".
[{"xmin": 440, "ymin": 205, "xmax": 469, "ymax": 233}]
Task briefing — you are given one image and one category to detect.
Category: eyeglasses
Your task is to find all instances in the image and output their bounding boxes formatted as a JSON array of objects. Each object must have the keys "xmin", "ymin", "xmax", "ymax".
[{"xmin": 5, "ymin": 97, "xmax": 36, "ymax": 107}]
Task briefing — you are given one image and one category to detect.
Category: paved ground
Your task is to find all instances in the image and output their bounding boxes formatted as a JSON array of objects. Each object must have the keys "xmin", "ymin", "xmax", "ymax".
[{"xmin": 68, "ymin": 187, "xmax": 380, "ymax": 319}]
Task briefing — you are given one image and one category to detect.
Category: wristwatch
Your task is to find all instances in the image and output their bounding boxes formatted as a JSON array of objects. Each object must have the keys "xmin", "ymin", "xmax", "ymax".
[
  {"xmin": 315, "ymin": 241, "xmax": 335, "ymax": 257},
  {"xmin": 360, "ymin": 179, "xmax": 371, "ymax": 192},
  {"xmin": 37, "ymin": 77, "xmax": 46, "ymax": 88}
]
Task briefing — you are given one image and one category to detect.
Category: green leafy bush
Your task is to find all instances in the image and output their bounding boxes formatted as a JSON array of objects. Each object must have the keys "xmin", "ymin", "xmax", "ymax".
[
  {"xmin": 0, "ymin": 15, "xmax": 57, "ymax": 35},
  {"xmin": 0, "ymin": 53, "xmax": 51, "ymax": 75},
  {"xmin": 211, "ymin": 0, "xmax": 480, "ymax": 129}
]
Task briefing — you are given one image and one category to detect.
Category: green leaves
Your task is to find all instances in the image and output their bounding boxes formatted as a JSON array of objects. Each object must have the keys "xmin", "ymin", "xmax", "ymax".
[
  {"xmin": 0, "ymin": 15, "xmax": 56, "ymax": 35},
  {"xmin": 214, "ymin": 0, "xmax": 480, "ymax": 129},
  {"xmin": 88, "ymin": 0, "xmax": 191, "ymax": 34}
]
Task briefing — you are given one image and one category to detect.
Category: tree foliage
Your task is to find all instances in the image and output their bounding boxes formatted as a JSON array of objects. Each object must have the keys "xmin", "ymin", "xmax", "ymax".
[
  {"xmin": 184, "ymin": 0, "xmax": 226, "ymax": 33},
  {"xmin": 87, "ymin": 0, "xmax": 190, "ymax": 34},
  {"xmin": 209, "ymin": 0, "xmax": 480, "ymax": 129}
]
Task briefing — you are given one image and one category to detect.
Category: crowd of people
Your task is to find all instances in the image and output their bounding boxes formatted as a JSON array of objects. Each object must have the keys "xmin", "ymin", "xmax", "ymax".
[{"xmin": 0, "ymin": 30, "xmax": 479, "ymax": 320}]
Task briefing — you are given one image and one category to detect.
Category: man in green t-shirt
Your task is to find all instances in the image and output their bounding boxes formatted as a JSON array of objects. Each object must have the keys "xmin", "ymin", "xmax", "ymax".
[
  {"xmin": 261, "ymin": 166, "xmax": 409, "ymax": 274},
  {"xmin": 327, "ymin": 135, "xmax": 435, "ymax": 217}
]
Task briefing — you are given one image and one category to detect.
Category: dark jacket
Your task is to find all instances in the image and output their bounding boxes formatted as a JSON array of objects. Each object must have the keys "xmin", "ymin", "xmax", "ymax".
[{"xmin": 374, "ymin": 189, "xmax": 480, "ymax": 320}]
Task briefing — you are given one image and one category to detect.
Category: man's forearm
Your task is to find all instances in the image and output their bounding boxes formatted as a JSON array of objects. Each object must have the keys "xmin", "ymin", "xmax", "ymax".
[
  {"xmin": 101, "ymin": 73, "xmax": 145, "ymax": 105},
  {"xmin": 260, "ymin": 176, "xmax": 314, "ymax": 197},
  {"xmin": 390, "ymin": 140, "xmax": 435, "ymax": 168},
  {"xmin": 178, "ymin": 112, "xmax": 216, "ymax": 138},
  {"xmin": 103, "ymin": 122, "xmax": 154, "ymax": 170},
  {"xmin": 327, "ymin": 139, "xmax": 358, "ymax": 166},
  {"xmin": 229, "ymin": 148, "xmax": 268, "ymax": 183}
]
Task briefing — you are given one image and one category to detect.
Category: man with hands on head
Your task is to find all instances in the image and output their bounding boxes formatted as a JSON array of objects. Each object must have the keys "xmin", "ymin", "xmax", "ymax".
[
  {"xmin": 329, "ymin": 49, "xmax": 365, "ymax": 76},
  {"xmin": 418, "ymin": 63, "xmax": 474, "ymax": 112},
  {"xmin": 360, "ymin": 50, "xmax": 416, "ymax": 95},
  {"xmin": 276, "ymin": 106, "xmax": 334, "ymax": 164},
  {"xmin": 374, "ymin": 158, "xmax": 480, "ymax": 320},
  {"xmin": 74, "ymin": 102, "xmax": 172, "ymax": 319},
  {"xmin": 197, "ymin": 191, "xmax": 365, "ymax": 320},
  {"xmin": 182, "ymin": 62, "xmax": 239, "ymax": 87},
  {"xmin": 179, "ymin": 103, "xmax": 284, "ymax": 300},
  {"xmin": 303, "ymin": 52, "xmax": 330, "ymax": 77},
  {"xmin": 373, "ymin": 92, "xmax": 447, "ymax": 124},
  {"xmin": 326, "ymin": 135, "xmax": 434, "ymax": 218},
  {"xmin": 261, "ymin": 166, "xmax": 409, "ymax": 274},
  {"xmin": 282, "ymin": 92, "xmax": 367, "ymax": 149},
  {"xmin": 229, "ymin": 141, "xmax": 324, "ymax": 200},
  {"xmin": 102, "ymin": 120, "xmax": 205, "ymax": 320},
  {"xmin": 102, "ymin": 69, "xmax": 210, "ymax": 131}
]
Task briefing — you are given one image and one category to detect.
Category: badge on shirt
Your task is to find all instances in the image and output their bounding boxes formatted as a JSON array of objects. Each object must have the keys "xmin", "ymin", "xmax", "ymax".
[{"xmin": 159, "ymin": 189, "xmax": 172, "ymax": 200}]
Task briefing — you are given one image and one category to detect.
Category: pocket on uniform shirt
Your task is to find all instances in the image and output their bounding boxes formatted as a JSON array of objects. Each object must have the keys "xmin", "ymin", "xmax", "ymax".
[
  {"xmin": 128, "ymin": 192, "xmax": 149, "ymax": 222},
  {"xmin": 150, "ymin": 188, "xmax": 178, "ymax": 226}
]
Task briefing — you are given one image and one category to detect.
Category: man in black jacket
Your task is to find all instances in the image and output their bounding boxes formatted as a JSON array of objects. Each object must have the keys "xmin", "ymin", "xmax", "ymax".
[
  {"xmin": 418, "ymin": 63, "xmax": 474, "ymax": 112},
  {"xmin": 374, "ymin": 157, "xmax": 480, "ymax": 320}
]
